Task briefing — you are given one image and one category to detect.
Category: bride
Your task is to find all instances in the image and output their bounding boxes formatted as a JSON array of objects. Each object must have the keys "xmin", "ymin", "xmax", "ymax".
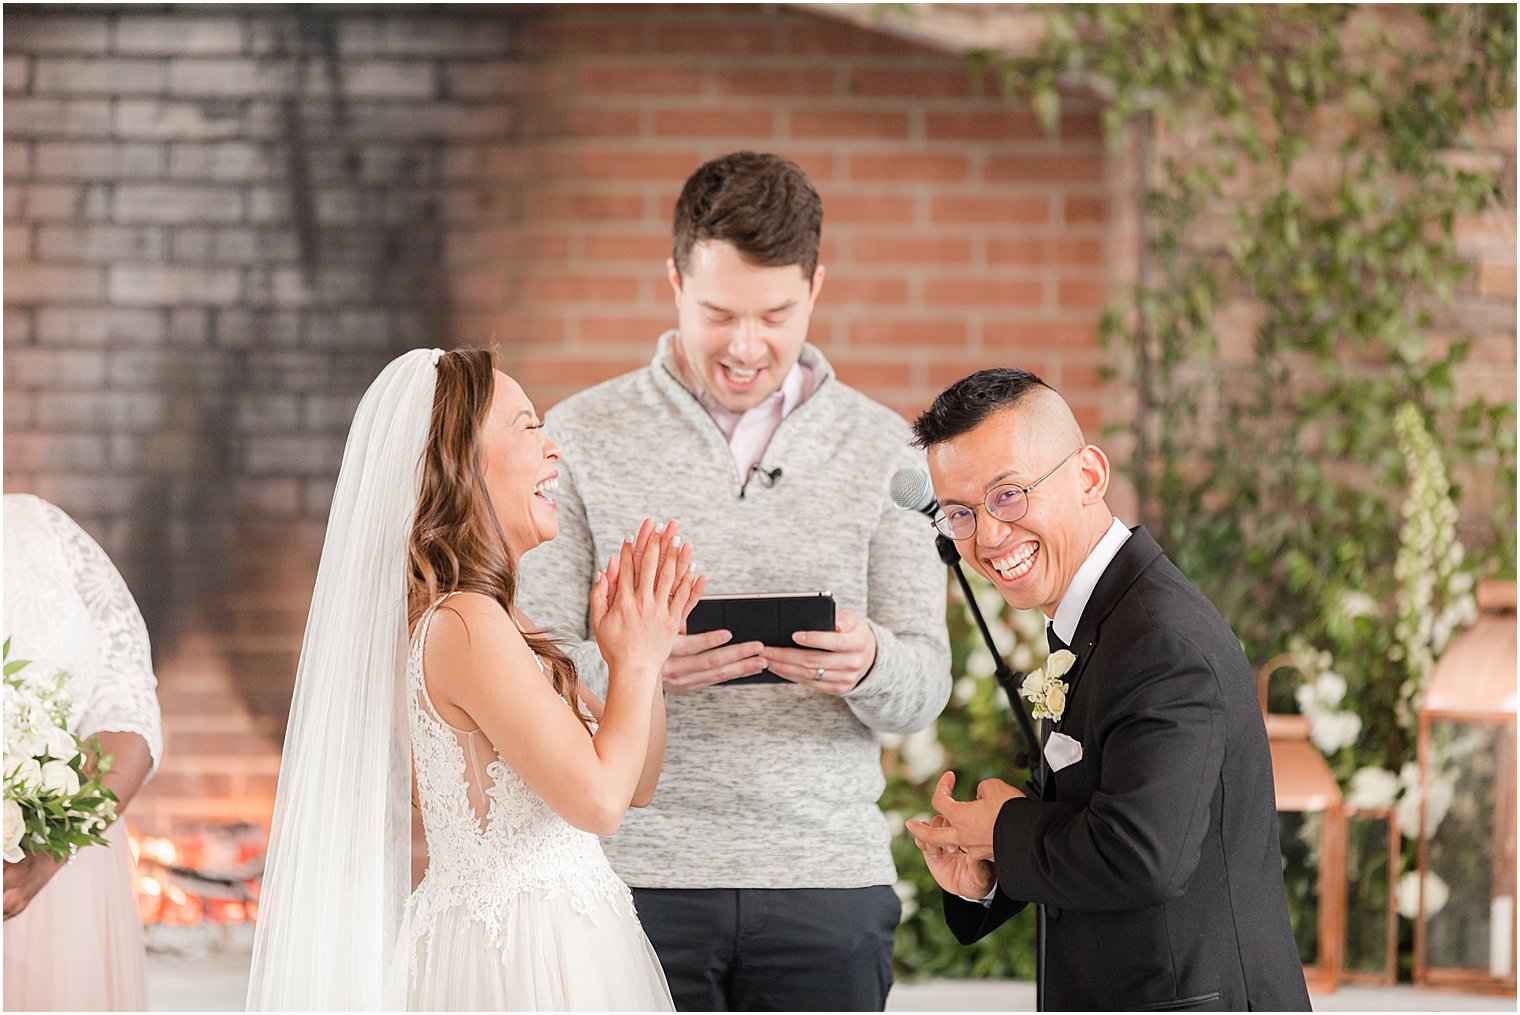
[{"xmin": 247, "ymin": 348, "xmax": 698, "ymax": 1010}]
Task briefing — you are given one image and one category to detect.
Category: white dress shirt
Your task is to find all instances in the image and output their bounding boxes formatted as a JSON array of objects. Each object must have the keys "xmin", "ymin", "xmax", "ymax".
[{"xmin": 1048, "ymin": 517, "xmax": 1132, "ymax": 646}]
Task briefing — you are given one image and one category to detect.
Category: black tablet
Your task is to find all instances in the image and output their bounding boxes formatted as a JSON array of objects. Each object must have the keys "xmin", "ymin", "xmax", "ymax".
[{"xmin": 685, "ymin": 591, "xmax": 836, "ymax": 685}]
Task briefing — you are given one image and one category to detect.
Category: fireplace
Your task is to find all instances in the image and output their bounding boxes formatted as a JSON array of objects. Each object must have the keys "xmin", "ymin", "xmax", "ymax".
[{"xmin": 130, "ymin": 822, "xmax": 265, "ymax": 955}]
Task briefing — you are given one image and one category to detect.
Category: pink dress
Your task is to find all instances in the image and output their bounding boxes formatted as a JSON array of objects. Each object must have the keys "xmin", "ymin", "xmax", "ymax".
[{"xmin": 4, "ymin": 494, "xmax": 163, "ymax": 1011}]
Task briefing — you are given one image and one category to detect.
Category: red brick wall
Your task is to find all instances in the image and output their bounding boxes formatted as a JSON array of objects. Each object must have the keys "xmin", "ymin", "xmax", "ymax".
[
  {"xmin": 3, "ymin": 4, "xmax": 1122, "ymax": 836},
  {"xmin": 503, "ymin": 5, "xmax": 1122, "ymax": 436}
]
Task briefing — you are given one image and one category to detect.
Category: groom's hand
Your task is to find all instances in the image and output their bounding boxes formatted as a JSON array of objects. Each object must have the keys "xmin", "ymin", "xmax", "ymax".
[
  {"xmin": 906, "ymin": 771, "xmax": 1023, "ymax": 864},
  {"xmin": 912, "ymin": 814, "xmax": 996, "ymax": 900}
]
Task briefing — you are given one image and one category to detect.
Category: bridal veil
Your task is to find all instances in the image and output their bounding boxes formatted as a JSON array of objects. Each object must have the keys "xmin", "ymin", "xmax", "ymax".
[{"xmin": 247, "ymin": 349, "xmax": 440, "ymax": 1010}]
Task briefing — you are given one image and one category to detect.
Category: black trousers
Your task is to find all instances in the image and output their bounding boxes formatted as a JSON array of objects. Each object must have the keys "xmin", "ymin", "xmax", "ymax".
[{"xmin": 631, "ymin": 886, "xmax": 900, "ymax": 1012}]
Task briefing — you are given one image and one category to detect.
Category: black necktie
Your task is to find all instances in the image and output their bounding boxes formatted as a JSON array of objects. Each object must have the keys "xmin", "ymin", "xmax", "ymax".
[{"xmin": 1046, "ymin": 625, "xmax": 1069, "ymax": 656}]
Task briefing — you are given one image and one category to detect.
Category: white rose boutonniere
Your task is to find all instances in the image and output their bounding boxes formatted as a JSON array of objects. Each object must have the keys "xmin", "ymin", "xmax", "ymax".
[{"xmin": 1021, "ymin": 648, "xmax": 1076, "ymax": 722}]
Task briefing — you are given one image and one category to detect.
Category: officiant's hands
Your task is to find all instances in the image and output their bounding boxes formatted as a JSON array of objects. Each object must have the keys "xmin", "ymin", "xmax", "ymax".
[
  {"xmin": 764, "ymin": 608, "xmax": 878, "ymax": 695},
  {"xmin": 907, "ymin": 771, "xmax": 1023, "ymax": 896},
  {"xmin": 590, "ymin": 519, "xmax": 705, "ymax": 680},
  {"xmin": 660, "ymin": 630, "xmax": 769, "ymax": 693}
]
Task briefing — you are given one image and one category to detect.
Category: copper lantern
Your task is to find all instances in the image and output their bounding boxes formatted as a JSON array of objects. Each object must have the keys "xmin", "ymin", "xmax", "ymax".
[{"xmin": 1415, "ymin": 580, "xmax": 1517, "ymax": 994}]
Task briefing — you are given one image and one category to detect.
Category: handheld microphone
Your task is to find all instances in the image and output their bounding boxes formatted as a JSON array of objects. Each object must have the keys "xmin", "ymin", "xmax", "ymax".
[{"xmin": 889, "ymin": 467, "xmax": 939, "ymax": 519}]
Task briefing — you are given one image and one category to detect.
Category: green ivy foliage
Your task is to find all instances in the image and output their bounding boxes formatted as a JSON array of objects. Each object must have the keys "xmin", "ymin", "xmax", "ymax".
[{"xmin": 887, "ymin": 2, "xmax": 1515, "ymax": 983}]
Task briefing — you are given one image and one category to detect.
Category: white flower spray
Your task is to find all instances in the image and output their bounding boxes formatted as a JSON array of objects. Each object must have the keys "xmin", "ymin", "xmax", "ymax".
[{"xmin": 1390, "ymin": 402, "xmax": 1478, "ymax": 730}]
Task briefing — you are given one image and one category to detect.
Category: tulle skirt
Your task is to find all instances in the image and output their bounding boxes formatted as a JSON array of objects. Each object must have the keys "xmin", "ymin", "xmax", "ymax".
[
  {"xmin": 3, "ymin": 821, "xmax": 149, "ymax": 1011},
  {"xmin": 405, "ymin": 887, "xmax": 674, "ymax": 1012}
]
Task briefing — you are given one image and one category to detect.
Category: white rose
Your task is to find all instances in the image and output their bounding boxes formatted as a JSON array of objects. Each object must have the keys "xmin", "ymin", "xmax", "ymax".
[
  {"xmin": 1294, "ymin": 684, "xmax": 1315, "ymax": 715},
  {"xmin": 9, "ymin": 725, "xmax": 46, "ymax": 762},
  {"xmin": 1044, "ymin": 649, "xmax": 1077, "ymax": 680},
  {"xmin": 1346, "ymin": 767, "xmax": 1400, "ymax": 811},
  {"xmin": 1397, "ymin": 870, "xmax": 1450, "ymax": 919},
  {"xmin": 1044, "ymin": 682, "xmax": 1067, "ymax": 719},
  {"xmin": 44, "ymin": 723, "xmax": 79, "ymax": 762},
  {"xmin": 1022, "ymin": 671, "xmax": 1046, "ymax": 698},
  {"xmin": 40, "ymin": 760, "xmax": 80, "ymax": 797},
  {"xmin": 3, "ymin": 798, "xmax": 23, "ymax": 864},
  {"xmin": 1315, "ymin": 672, "xmax": 1347, "ymax": 706},
  {"xmin": 1309, "ymin": 710, "xmax": 1361, "ymax": 754},
  {"xmin": 8, "ymin": 757, "xmax": 43, "ymax": 794}
]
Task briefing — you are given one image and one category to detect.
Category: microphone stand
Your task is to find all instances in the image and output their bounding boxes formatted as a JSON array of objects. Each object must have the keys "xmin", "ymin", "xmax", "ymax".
[
  {"xmin": 935, "ymin": 532, "xmax": 1047, "ymax": 1012},
  {"xmin": 935, "ymin": 533, "xmax": 1040, "ymax": 767}
]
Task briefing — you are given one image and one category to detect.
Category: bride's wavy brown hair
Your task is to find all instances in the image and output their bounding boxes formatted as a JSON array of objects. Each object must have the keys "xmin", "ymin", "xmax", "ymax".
[{"xmin": 407, "ymin": 347, "xmax": 592, "ymax": 734}]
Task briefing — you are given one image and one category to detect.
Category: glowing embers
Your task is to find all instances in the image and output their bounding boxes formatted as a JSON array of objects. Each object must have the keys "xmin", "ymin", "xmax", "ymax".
[{"xmin": 129, "ymin": 822, "xmax": 264, "ymax": 955}]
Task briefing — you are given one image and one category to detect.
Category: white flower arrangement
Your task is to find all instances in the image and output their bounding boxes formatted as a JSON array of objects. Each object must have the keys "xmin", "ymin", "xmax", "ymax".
[
  {"xmin": 3, "ymin": 639, "xmax": 118, "ymax": 864},
  {"xmin": 1287, "ymin": 638, "xmax": 1363, "ymax": 755},
  {"xmin": 1021, "ymin": 649, "xmax": 1076, "ymax": 722},
  {"xmin": 1397, "ymin": 869, "xmax": 1451, "ymax": 919},
  {"xmin": 1345, "ymin": 766, "xmax": 1400, "ymax": 811}
]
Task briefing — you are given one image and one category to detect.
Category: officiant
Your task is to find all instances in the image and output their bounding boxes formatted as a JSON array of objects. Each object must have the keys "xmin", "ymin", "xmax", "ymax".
[{"xmin": 517, "ymin": 152, "xmax": 951, "ymax": 1011}]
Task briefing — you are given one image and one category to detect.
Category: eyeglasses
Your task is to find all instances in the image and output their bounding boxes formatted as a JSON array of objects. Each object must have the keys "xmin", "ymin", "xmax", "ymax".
[{"xmin": 933, "ymin": 447, "xmax": 1083, "ymax": 540}]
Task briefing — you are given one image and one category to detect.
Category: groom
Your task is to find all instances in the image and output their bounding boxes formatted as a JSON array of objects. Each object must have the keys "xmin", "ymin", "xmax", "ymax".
[{"xmin": 906, "ymin": 369, "xmax": 1309, "ymax": 1011}]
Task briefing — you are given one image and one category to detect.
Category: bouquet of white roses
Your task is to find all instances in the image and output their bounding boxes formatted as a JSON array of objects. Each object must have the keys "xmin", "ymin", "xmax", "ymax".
[{"xmin": 3, "ymin": 638, "xmax": 117, "ymax": 864}]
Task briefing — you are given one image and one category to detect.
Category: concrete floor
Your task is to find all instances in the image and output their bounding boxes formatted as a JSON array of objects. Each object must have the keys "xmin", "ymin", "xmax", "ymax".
[{"xmin": 147, "ymin": 950, "xmax": 1515, "ymax": 1012}]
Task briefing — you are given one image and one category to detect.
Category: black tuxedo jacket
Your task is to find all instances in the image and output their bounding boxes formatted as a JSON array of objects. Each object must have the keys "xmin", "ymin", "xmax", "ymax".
[{"xmin": 943, "ymin": 527, "xmax": 1309, "ymax": 1011}]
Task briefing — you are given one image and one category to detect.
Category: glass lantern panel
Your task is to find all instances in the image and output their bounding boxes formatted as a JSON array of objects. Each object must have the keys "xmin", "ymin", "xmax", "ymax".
[
  {"xmin": 1425, "ymin": 719, "xmax": 1516, "ymax": 978},
  {"xmin": 1345, "ymin": 811, "xmax": 1394, "ymax": 978},
  {"xmin": 1278, "ymin": 810, "xmax": 1321, "ymax": 965}
]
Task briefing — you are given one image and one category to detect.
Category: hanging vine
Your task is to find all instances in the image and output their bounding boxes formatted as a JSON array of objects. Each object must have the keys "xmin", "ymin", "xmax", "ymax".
[{"xmin": 886, "ymin": 3, "xmax": 1516, "ymax": 980}]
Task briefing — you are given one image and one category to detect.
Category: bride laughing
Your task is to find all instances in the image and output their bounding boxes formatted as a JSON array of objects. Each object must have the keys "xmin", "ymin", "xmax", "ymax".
[{"xmin": 247, "ymin": 348, "xmax": 699, "ymax": 1010}]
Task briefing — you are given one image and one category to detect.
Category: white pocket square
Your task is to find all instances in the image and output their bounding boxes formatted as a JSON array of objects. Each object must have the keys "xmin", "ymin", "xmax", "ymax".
[{"xmin": 1044, "ymin": 731, "xmax": 1084, "ymax": 771}]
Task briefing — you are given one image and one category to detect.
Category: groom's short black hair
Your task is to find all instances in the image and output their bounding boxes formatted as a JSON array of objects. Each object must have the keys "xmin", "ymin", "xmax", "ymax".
[{"xmin": 911, "ymin": 367, "xmax": 1052, "ymax": 448}]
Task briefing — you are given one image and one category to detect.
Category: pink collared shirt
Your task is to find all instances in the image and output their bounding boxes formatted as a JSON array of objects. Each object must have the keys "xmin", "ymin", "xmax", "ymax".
[{"xmin": 695, "ymin": 361, "xmax": 811, "ymax": 482}]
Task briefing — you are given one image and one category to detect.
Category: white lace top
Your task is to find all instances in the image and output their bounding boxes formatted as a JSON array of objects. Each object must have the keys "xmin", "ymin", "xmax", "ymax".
[
  {"xmin": 403, "ymin": 594, "xmax": 634, "ymax": 971},
  {"xmin": 2, "ymin": 494, "xmax": 163, "ymax": 770}
]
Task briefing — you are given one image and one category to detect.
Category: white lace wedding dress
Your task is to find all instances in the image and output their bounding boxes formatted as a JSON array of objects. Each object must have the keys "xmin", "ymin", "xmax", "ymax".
[
  {"xmin": 402, "ymin": 594, "xmax": 673, "ymax": 1011},
  {"xmin": 3, "ymin": 493, "xmax": 162, "ymax": 1011}
]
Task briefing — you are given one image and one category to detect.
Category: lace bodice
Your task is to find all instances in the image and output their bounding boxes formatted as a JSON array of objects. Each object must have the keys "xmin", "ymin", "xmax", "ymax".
[
  {"xmin": 404, "ymin": 595, "xmax": 633, "ymax": 968},
  {"xmin": 2, "ymin": 494, "xmax": 162, "ymax": 770}
]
